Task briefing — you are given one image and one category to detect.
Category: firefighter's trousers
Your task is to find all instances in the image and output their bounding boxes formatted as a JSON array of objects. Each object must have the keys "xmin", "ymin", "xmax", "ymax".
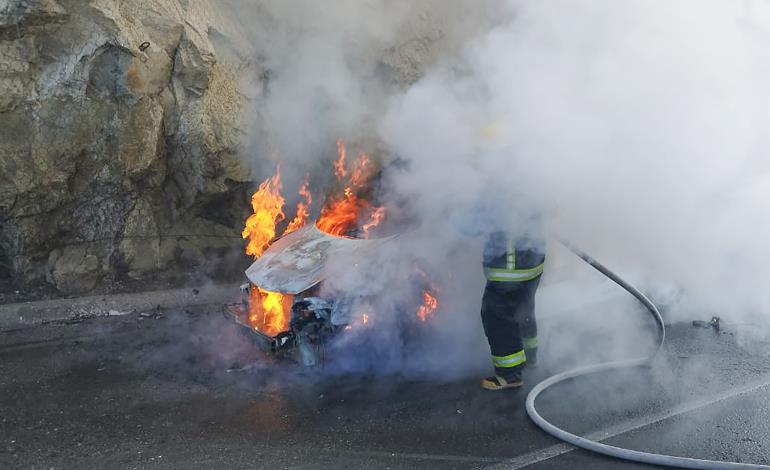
[{"xmin": 480, "ymin": 276, "xmax": 540, "ymax": 376}]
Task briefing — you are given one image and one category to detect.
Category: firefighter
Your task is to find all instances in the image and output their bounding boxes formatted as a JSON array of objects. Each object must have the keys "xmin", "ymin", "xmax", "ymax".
[{"xmin": 480, "ymin": 226, "xmax": 545, "ymax": 390}]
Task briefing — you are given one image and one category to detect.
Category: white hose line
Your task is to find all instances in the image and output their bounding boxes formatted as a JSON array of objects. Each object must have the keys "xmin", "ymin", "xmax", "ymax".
[
  {"xmin": 526, "ymin": 360, "xmax": 770, "ymax": 469},
  {"xmin": 526, "ymin": 239, "xmax": 770, "ymax": 469}
]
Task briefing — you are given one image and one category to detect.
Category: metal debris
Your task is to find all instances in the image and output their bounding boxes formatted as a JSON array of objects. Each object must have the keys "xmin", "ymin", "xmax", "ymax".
[
  {"xmin": 224, "ymin": 293, "xmax": 352, "ymax": 366},
  {"xmin": 139, "ymin": 41, "xmax": 150, "ymax": 52},
  {"xmin": 138, "ymin": 311, "xmax": 164, "ymax": 320},
  {"xmin": 692, "ymin": 316, "xmax": 720, "ymax": 332},
  {"xmin": 108, "ymin": 309, "xmax": 135, "ymax": 316}
]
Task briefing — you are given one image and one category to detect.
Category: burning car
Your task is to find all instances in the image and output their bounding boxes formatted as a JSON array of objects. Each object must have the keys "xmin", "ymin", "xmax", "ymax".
[
  {"xmin": 224, "ymin": 223, "xmax": 400, "ymax": 366},
  {"xmin": 224, "ymin": 141, "xmax": 438, "ymax": 366}
]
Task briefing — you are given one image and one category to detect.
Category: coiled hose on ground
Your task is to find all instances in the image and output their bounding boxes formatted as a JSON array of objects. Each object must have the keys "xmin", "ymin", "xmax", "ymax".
[{"xmin": 525, "ymin": 239, "xmax": 770, "ymax": 469}]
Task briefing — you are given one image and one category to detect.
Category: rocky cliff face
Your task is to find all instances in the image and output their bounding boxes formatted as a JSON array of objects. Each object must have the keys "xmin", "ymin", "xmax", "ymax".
[
  {"xmin": 0, "ymin": 0, "xmax": 256, "ymax": 296},
  {"xmin": 0, "ymin": 0, "xmax": 498, "ymax": 298}
]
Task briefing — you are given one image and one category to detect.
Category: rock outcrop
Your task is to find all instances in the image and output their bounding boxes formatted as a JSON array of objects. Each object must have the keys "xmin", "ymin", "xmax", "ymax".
[
  {"xmin": 0, "ymin": 0, "xmax": 497, "ymax": 298},
  {"xmin": 0, "ymin": 0, "xmax": 254, "ymax": 295}
]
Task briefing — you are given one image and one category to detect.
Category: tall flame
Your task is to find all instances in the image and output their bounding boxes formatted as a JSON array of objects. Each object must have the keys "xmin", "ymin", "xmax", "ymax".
[
  {"xmin": 285, "ymin": 174, "xmax": 312, "ymax": 235},
  {"xmin": 242, "ymin": 168, "xmax": 285, "ymax": 259},
  {"xmin": 334, "ymin": 139, "xmax": 347, "ymax": 180},
  {"xmin": 350, "ymin": 153, "xmax": 374, "ymax": 186},
  {"xmin": 316, "ymin": 140, "xmax": 386, "ymax": 237},
  {"xmin": 242, "ymin": 167, "xmax": 293, "ymax": 336},
  {"xmin": 241, "ymin": 141, "xmax": 388, "ymax": 336}
]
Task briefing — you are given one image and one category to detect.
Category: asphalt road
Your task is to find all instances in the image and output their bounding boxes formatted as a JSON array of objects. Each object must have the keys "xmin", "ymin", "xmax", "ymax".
[{"xmin": 1, "ymin": 306, "xmax": 770, "ymax": 469}]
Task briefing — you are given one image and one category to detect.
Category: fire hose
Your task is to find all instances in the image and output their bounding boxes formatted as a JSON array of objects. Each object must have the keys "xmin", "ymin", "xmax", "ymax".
[{"xmin": 524, "ymin": 238, "xmax": 770, "ymax": 469}]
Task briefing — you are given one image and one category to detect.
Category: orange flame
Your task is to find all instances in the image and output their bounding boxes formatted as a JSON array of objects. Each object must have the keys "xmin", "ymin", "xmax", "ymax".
[
  {"xmin": 414, "ymin": 265, "xmax": 440, "ymax": 322},
  {"xmin": 248, "ymin": 287, "xmax": 293, "ymax": 337},
  {"xmin": 316, "ymin": 140, "xmax": 385, "ymax": 237},
  {"xmin": 362, "ymin": 206, "xmax": 386, "ymax": 238},
  {"xmin": 334, "ymin": 139, "xmax": 347, "ymax": 180},
  {"xmin": 417, "ymin": 290, "xmax": 439, "ymax": 322},
  {"xmin": 242, "ymin": 168, "xmax": 285, "ymax": 259},
  {"xmin": 342, "ymin": 311, "xmax": 371, "ymax": 332},
  {"xmin": 242, "ymin": 143, "xmax": 387, "ymax": 336},
  {"xmin": 285, "ymin": 174, "xmax": 312, "ymax": 235},
  {"xmin": 242, "ymin": 167, "xmax": 293, "ymax": 335},
  {"xmin": 350, "ymin": 154, "xmax": 374, "ymax": 187},
  {"xmin": 317, "ymin": 193, "xmax": 365, "ymax": 237}
]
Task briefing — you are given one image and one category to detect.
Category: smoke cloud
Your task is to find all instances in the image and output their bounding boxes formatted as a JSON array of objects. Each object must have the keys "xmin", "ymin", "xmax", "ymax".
[
  {"xmin": 380, "ymin": 0, "xmax": 770, "ymax": 324},
  {"xmin": 233, "ymin": 0, "xmax": 770, "ymax": 375},
  {"xmin": 231, "ymin": 0, "xmax": 503, "ymax": 174}
]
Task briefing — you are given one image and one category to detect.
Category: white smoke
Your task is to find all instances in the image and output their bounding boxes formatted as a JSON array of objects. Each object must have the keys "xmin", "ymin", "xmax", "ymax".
[
  {"xmin": 380, "ymin": 0, "xmax": 770, "ymax": 326},
  {"xmin": 229, "ymin": 0, "xmax": 510, "ymax": 375},
  {"xmin": 232, "ymin": 0, "xmax": 770, "ymax": 376},
  {"xmin": 234, "ymin": 0, "xmax": 503, "ymax": 173}
]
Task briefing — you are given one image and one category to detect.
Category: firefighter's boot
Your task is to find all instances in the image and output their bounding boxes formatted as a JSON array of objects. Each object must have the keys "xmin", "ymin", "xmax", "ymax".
[{"xmin": 481, "ymin": 367, "xmax": 524, "ymax": 390}]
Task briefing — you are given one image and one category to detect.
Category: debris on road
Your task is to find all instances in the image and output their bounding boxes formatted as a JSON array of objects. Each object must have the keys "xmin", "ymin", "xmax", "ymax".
[
  {"xmin": 139, "ymin": 311, "xmax": 164, "ymax": 320},
  {"xmin": 108, "ymin": 309, "xmax": 135, "ymax": 316},
  {"xmin": 138, "ymin": 305, "xmax": 165, "ymax": 320},
  {"xmin": 50, "ymin": 307, "xmax": 103, "ymax": 325},
  {"xmin": 692, "ymin": 316, "xmax": 720, "ymax": 333}
]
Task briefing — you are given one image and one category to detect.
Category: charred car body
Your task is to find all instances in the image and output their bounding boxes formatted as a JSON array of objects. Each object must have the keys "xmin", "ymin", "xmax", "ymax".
[{"xmin": 224, "ymin": 224, "xmax": 400, "ymax": 366}]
